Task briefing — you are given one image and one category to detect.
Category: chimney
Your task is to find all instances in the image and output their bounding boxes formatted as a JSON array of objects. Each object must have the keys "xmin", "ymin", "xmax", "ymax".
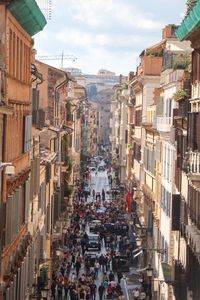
[
  {"xmin": 128, "ymin": 72, "xmax": 135, "ymax": 81},
  {"xmin": 162, "ymin": 24, "xmax": 178, "ymax": 39}
]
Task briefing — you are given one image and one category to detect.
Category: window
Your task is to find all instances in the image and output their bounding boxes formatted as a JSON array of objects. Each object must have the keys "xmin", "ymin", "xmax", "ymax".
[
  {"xmin": 135, "ymin": 110, "xmax": 142, "ymax": 126},
  {"xmin": 24, "ymin": 115, "xmax": 32, "ymax": 152}
]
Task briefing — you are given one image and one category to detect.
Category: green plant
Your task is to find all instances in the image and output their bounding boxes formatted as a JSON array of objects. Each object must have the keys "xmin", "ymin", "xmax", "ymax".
[
  {"xmin": 64, "ymin": 184, "xmax": 74, "ymax": 197},
  {"xmin": 173, "ymin": 52, "xmax": 191, "ymax": 72},
  {"xmin": 146, "ymin": 52, "xmax": 163, "ymax": 57},
  {"xmin": 173, "ymin": 89, "xmax": 188, "ymax": 101}
]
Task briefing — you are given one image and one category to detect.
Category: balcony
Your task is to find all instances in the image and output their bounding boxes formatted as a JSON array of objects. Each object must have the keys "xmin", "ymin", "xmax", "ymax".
[
  {"xmin": 185, "ymin": 151, "xmax": 200, "ymax": 173},
  {"xmin": 192, "ymin": 82, "xmax": 200, "ymax": 102},
  {"xmin": 157, "ymin": 116, "xmax": 172, "ymax": 132},
  {"xmin": 160, "ymin": 69, "xmax": 184, "ymax": 86},
  {"xmin": 137, "ymin": 56, "xmax": 162, "ymax": 76}
]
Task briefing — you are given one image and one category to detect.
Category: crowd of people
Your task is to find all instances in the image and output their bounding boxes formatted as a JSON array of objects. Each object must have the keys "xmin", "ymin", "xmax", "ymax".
[
  {"xmin": 49, "ymin": 157, "xmax": 146, "ymax": 299},
  {"xmin": 51, "ymin": 198, "xmax": 130, "ymax": 298}
]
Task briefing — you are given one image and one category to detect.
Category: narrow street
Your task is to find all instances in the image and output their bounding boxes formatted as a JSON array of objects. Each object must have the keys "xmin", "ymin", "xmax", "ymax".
[{"xmin": 51, "ymin": 156, "xmax": 143, "ymax": 300}]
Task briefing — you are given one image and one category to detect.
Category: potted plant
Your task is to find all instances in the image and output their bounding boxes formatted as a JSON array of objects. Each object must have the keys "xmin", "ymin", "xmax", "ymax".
[{"xmin": 173, "ymin": 89, "xmax": 188, "ymax": 101}]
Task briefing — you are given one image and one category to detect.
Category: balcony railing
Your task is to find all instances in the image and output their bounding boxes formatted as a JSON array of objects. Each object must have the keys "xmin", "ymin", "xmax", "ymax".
[
  {"xmin": 185, "ymin": 151, "xmax": 200, "ymax": 173},
  {"xmin": 157, "ymin": 116, "xmax": 172, "ymax": 132}
]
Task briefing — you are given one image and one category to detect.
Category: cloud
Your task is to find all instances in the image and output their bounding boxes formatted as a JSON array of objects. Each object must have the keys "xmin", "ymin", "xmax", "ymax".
[
  {"xmin": 56, "ymin": 28, "xmax": 157, "ymax": 51},
  {"xmin": 35, "ymin": 0, "xmax": 185, "ymax": 74},
  {"xmin": 68, "ymin": 0, "xmax": 164, "ymax": 30}
]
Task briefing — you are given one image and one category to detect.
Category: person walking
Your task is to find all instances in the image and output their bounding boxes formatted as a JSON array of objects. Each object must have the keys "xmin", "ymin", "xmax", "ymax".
[
  {"xmin": 98, "ymin": 283, "xmax": 105, "ymax": 300},
  {"xmin": 51, "ymin": 280, "xmax": 56, "ymax": 299},
  {"xmin": 132, "ymin": 287, "xmax": 140, "ymax": 300},
  {"xmin": 92, "ymin": 189, "xmax": 95, "ymax": 200},
  {"xmin": 117, "ymin": 271, "xmax": 123, "ymax": 284},
  {"xmin": 94, "ymin": 260, "xmax": 100, "ymax": 278},
  {"xmin": 75, "ymin": 255, "xmax": 82, "ymax": 278},
  {"xmin": 102, "ymin": 189, "xmax": 105, "ymax": 201},
  {"xmin": 90, "ymin": 281, "xmax": 97, "ymax": 300}
]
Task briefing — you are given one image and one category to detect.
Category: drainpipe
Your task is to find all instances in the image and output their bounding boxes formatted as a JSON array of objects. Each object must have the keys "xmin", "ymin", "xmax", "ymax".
[{"xmin": 54, "ymin": 72, "xmax": 75, "ymax": 162}]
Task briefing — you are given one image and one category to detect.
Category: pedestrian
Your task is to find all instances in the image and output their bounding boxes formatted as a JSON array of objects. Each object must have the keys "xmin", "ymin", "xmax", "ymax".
[
  {"xmin": 64, "ymin": 277, "xmax": 69, "ymax": 299},
  {"xmin": 117, "ymin": 271, "xmax": 123, "ymax": 284},
  {"xmin": 107, "ymin": 283, "xmax": 113, "ymax": 299},
  {"xmin": 98, "ymin": 283, "xmax": 105, "ymax": 300},
  {"xmin": 102, "ymin": 189, "xmax": 105, "ymax": 201},
  {"xmin": 57, "ymin": 282, "xmax": 63, "ymax": 300},
  {"xmin": 92, "ymin": 189, "xmax": 95, "ymax": 200},
  {"xmin": 75, "ymin": 256, "xmax": 81, "ymax": 278},
  {"xmin": 51, "ymin": 280, "xmax": 56, "ymax": 299},
  {"xmin": 132, "ymin": 287, "xmax": 140, "ymax": 300},
  {"xmin": 108, "ymin": 270, "xmax": 115, "ymax": 281},
  {"xmin": 94, "ymin": 260, "xmax": 100, "ymax": 278},
  {"xmin": 85, "ymin": 192, "xmax": 88, "ymax": 202},
  {"xmin": 90, "ymin": 281, "xmax": 97, "ymax": 300},
  {"xmin": 118, "ymin": 292, "xmax": 125, "ymax": 300}
]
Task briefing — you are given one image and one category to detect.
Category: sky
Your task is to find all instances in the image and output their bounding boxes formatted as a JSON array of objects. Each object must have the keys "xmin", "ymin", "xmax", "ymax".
[{"xmin": 35, "ymin": 0, "xmax": 186, "ymax": 76}]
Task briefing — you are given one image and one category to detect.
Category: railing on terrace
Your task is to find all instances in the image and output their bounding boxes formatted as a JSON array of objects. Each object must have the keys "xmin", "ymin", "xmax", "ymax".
[
  {"xmin": 184, "ymin": 151, "xmax": 200, "ymax": 173},
  {"xmin": 157, "ymin": 116, "xmax": 172, "ymax": 132},
  {"xmin": 160, "ymin": 69, "xmax": 184, "ymax": 86}
]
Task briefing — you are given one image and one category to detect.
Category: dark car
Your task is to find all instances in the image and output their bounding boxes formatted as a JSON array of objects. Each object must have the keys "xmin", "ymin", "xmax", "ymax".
[
  {"xmin": 89, "ymin": 220, "xmax": 102, "ymax": 233},
  {"xmin": 98, "ymin": 166, "xmax": 105, "ymax": 172},
  {"xmin": 84, "ymin": 252, "xmax": 97, "ymax": 267},
  {"xmin": 86, "ymin": 234, "xmax": 101, "ymax": 251},
  {"xmin": 112, "ymin": 255, "xmax": 130, "ymax": 272}
]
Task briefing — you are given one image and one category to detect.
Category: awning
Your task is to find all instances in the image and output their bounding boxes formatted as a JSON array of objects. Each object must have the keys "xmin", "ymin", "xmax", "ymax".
[
  {"xmin": 175, "ymin": 1, "xmax": 200, "ymax": 41},
  {"xmin": 8, "ymin": 0, "xmax": 47, "ymax": 37},
  {"xmin": 161, "ymin": 263, "xmax": 172, "ymax": 283}
]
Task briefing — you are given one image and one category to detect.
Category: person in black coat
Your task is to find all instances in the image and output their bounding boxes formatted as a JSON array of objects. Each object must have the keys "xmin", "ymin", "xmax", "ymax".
[
  {"xmin": 117, "ymin": 271, "xmax": 123, "ymax": 284},
  {"xmin": 98, "ymin": 283, "xmax": 105, "ymax": 300}
]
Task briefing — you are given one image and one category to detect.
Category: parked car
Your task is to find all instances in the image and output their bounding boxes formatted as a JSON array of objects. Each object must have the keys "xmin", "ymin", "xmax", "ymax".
[
  {"xmin": 86, "ymin": 233, "xmax": 101, "ymax": 251},
  {"xmin": 84, "ymin": 252, "xmax": 97, "ymax": 267},
  {"xmin": 112, "ymin": 255, "xmax": 130, "ymax": 272},
  {"xmin": 89, "ymin": 220, "xmax": 102, "ymax": 233},
  {"xmin": 98, "ymin": 166, "xmax": 105, "ymax": 172},
  {"xmin": 90, "ymin": 167, "xmax": 96, "ymax": 172}
]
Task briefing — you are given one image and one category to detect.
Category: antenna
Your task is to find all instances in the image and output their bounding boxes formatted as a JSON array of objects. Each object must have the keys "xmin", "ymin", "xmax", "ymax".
[
  {"xmin": 36, "ymin": 0, "xmax": 53, "ymax": 20},
  {"xmin": 36, "ymin": 52, "xmax": 77, "ymax": 69}
]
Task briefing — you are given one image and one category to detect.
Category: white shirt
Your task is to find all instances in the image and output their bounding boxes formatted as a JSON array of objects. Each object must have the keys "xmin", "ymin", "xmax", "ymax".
[{"xmin": 133, "ymin": 290, "xmax": 140, "ymax": 297}]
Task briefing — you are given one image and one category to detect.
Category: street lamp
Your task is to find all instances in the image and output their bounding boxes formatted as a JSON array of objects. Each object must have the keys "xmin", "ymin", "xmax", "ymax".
[
  {"xmin": 41, "ymin": 288, "xmax": 49, "ymax": 299},
  {"xmin": 135, "ymin": 237, "xmax": 142, "ymax": 247},
  {"xmin": 146, "ymin": 264, "xmax": 153, "ymax": 300},
  {"xmin": 146, "ymin": 264, "xmax": 153, "ymax": 278},
  {"xmin": 56, "ymin": 248, "xmax": 62, "ymax": 257}
]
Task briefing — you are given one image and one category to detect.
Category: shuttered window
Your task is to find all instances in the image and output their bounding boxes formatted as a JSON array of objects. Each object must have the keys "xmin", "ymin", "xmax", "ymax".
[
  {"xmin": 188, "ymin": 183, "xmax": 200, "ymax": 230},
  {"xmin": 144, "ymin": 146, "xmax": 155, "ymax": 175},
  {"xmin": 24, "ymin": 115, "xmax": 32, "ymax": 152},
  {"xmin": 39, "ymin": 182, "xmax": 46, "ymax": 213},
  {"xmin": 192, "ymin": 50, "xmax": 200, "ymax": 84},
  {"xmin": 135, "ymin": 110, "xmax": 142, "ymax": 126},
  {"xmin": 25, "ymin": 179, "xmax": 30, "ymax": 223},
  {"xmin": 133, "ymin": 143, "xmax": 141, "ymax": 161},
  {"xmin": 172, "ymin": 194, "xmax": 181, "ymax": 231}
]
